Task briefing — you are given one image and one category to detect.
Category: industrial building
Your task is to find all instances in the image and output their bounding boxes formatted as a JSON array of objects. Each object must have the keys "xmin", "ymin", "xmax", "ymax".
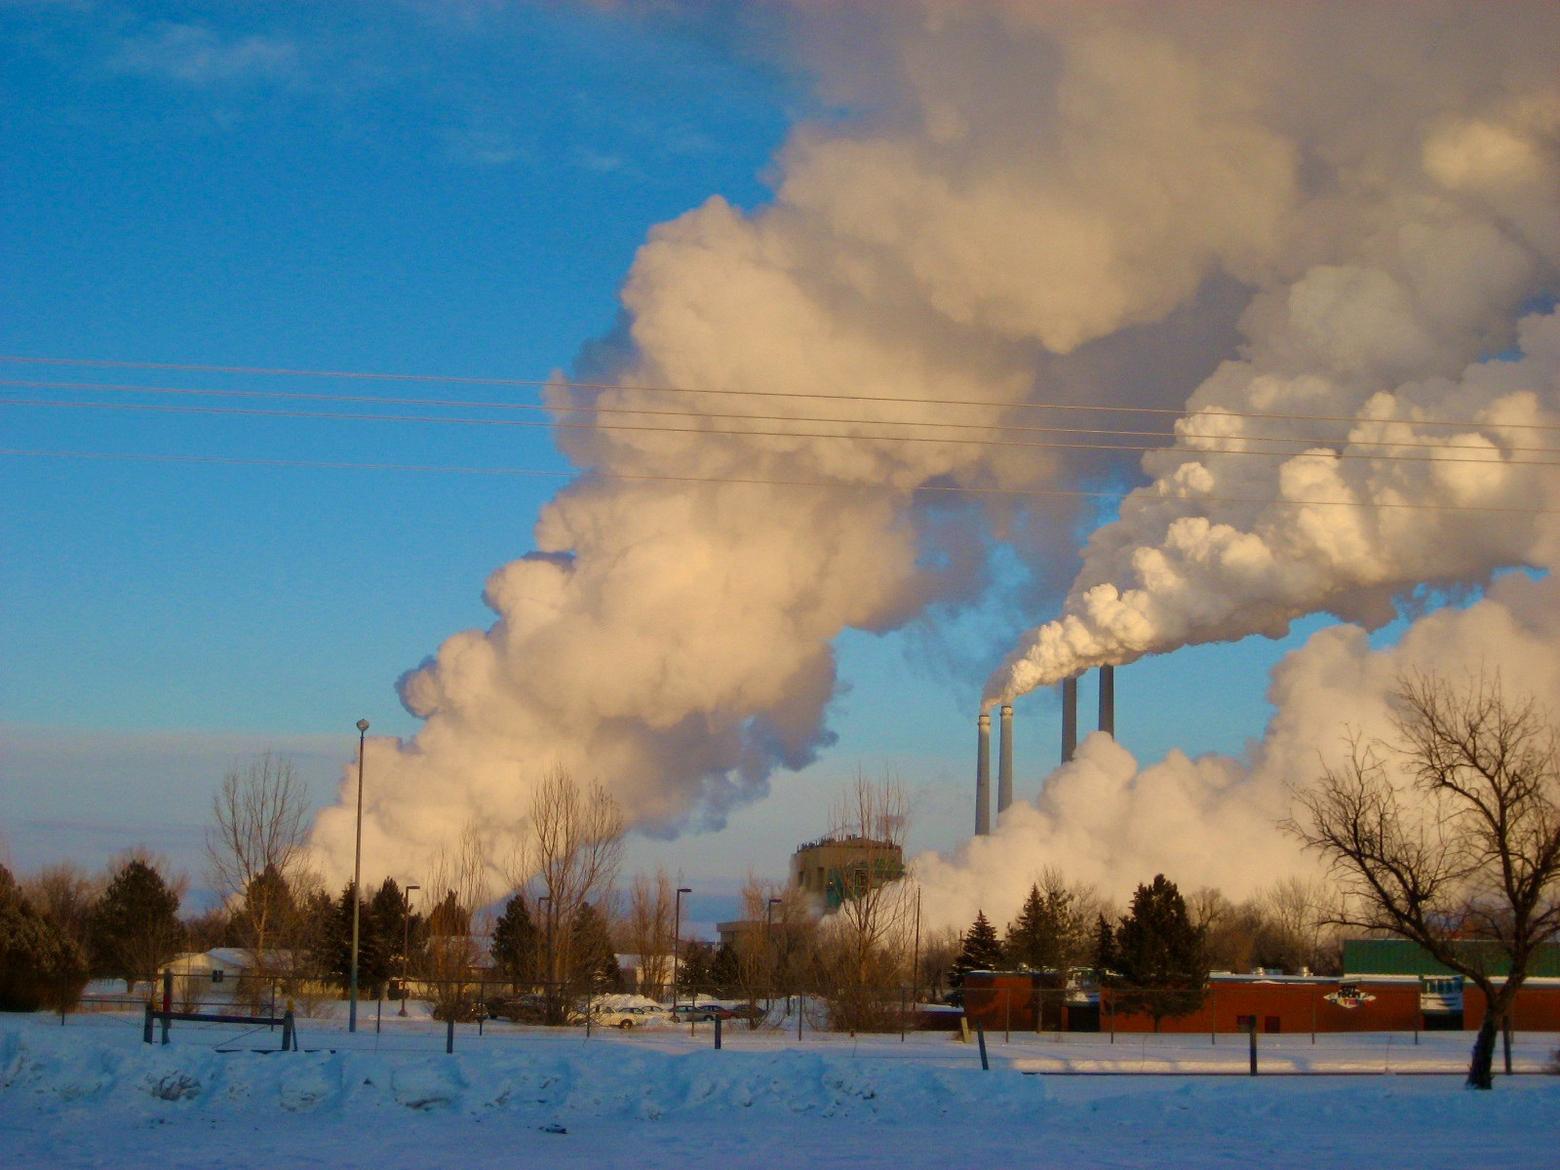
[{"xmin": 790, "ymin": 835, "xmax": 904, "ymax": 910}]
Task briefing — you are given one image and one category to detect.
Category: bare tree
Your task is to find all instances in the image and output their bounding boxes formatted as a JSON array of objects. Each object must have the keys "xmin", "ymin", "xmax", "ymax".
[
  {"xmin": 21, "ymin": 862, "xmax": 102, "ymax": 957},
  {"xmin": 421, "ymin": 823, "xmax": 494, "ymax": 1020},
  {"xmin": 1289, "ymin": 671, "xmax": 1560, "ymax": 1089},
  {"xmin": 625, "ymin": 868, "xmax": 675, "ymax": 998},
  {"xmin": 206, "ymin": 752, "xmax": 311, "ymax": 989},
  {"xmin": 817, "ymin": 769, "xmax": 912, "ymax": 1031},
  {"xmin": 521, "ymin": 766, "xmax": 625, "ymax": 1020}
]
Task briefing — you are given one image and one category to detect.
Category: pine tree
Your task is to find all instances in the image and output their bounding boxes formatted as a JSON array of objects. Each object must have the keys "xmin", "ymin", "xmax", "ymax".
[
  {"xmin": 709, "ymin": 941, "xmax": 740, "ymax": 996},
  {"xmin": 949, "ymin": 910, "xmax": 1005, "ymax": 989},
  {"xmin": 427, "ymin": 889, "xmax": 470, "ymax": 938},
  {"xmin": 87, "ymin": 858, "xmax": 184, "ymax": 991},
  {"xmin": 676, "ymin": 940, "xmax": 714, "ymax": 996},
  {"xmin": 491, "ymin": 894, "xmax": 538, "ymax": 989},
  {"xmin": 567, "ymin": 901, "xmax": 620, "ymax": 995},
  {"xmin": 1006, "ymin": 880, "xmax": 1088, "ymax": 973},
  {"xmin": 0, "ymin": 865, "xmax": 89, "ymax": 1012},
  {"xmin": 368, "ymin": 878, "xmax": 412, "ymax": 990},
  {"xmin": 1105, "ymin": 874, "xmax": 1207, "ymax": 1031},
  {"xmin": 320, "ymin": 882, "xmax": 390, "ymax": 996}
]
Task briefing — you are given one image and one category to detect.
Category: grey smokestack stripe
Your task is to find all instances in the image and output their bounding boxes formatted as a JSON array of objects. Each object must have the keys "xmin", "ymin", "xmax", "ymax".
[
  {"xmin": 998, "ymin": 704, "xmax": 1014, "ymax": 816},
  {"xmin": 976, "ymin": 713, "xmax": 991, "ymax": 837},
  {"xmin": 1061, "ymin": 677, "xmax": 1078, "ymax": 763}
]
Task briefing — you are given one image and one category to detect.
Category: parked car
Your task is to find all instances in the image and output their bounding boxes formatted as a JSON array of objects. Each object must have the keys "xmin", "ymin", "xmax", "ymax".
[
  {"xmin": 485, "ymin": 993, "xmax": 548, "ymax": 1023},
  {"xmin": 669, "ymin": 1002, "xmax": 734, "ymax": 1022},
  {"xmin": 725, "ymin": 1002, "xmax": 766, "ymax": 1022},
  {"xmin": 589, "ymin": 1004, "xmax": 670, "ymax": 1030}
]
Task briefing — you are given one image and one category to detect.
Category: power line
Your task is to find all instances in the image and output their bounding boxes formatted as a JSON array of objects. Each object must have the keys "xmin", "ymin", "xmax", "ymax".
[
  {"xmin": 4, "ymin": 447, "xmax": 1557, "ymax": 516},
  {"xmin": 6, "ymin": 376, "xmax": 1554, "ymax": 457},
  {"xmin": 5, "ymin": 351, "xmax": 1557, "ymax": 434},
  {"xmin": 7, "ymin": 394, "xmax": 1559, "ymax": 469}
]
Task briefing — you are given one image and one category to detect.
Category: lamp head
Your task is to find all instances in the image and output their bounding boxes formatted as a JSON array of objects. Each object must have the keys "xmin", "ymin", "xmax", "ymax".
[{"xmin": 356, "ymin": 718, "xmax": 370, "ymax": 733}]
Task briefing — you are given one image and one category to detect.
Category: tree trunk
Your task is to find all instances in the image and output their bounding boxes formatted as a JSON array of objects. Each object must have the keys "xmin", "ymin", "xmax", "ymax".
[{"xmin": 1467, "ymin": 1015, "xmax": 1498, "ymax": 1089}]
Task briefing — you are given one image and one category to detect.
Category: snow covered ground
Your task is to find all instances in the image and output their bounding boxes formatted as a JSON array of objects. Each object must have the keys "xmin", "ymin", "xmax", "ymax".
[{"xmin": 3, "ymin": 1011, "xmax": 1556, "ymax": 1169}]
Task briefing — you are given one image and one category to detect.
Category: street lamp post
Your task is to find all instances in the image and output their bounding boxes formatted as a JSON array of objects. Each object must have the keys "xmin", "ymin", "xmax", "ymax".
[
  {"xmin": 766, "ymin": 897, "xmax": 783, "ymax": 1012},
  {"xmin": 399, "ymin": 883, "xmax": 420, "ymax": 1016},
  {"xmin": 537, "ymin": 895, "xmax": 552, "ymax": 1024},
  {"xmin": 911, "ymin": 885, "xmax": 922, "ymax": 1012},
  {"xmin": 671, "ymin": 887, "xmax": 692, "ymax": 1011},
  {"xmin": 349, "ymin": 717, "xmax": 369, "ymax": 1034}
]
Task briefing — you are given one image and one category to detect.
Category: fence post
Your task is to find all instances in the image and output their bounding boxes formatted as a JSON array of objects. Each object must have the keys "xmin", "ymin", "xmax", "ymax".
[
  {"xmin": 1004, "ymin": 987, "xmax": 1011, "ymax": 1044},
  {"xmin": 1247, "ymin": 1019, "xmax": 1258, "ymax": 1076},
  {"xmin": 1502, "ymin": 1021, "xmax": 1512, "ymax": 1075},
  {"xmin": 714, "ymin": 1015, "xmax": 722, "ymax": 1050},
  {"xmin": 446, "ymin": 1013, "xmax": 455, "ymax": 1055},
  {"xmin": 283, "ymin": 1010, "xmax": 295, "ymax": 1052},
  {"xmin": 143, "ymin": 1001, "xmax": 154, "ymax": 1045},
  {"xmin": 976, "ymin": 1024, "xmax": 989, "ymax": 1071},
  {"xmin": 798, "ymin": 996, "xmax": 803, "ymax": 1042},
  {"xmin": 160, "ymin": 971, "xmax": 172, "ymax": 1045}
]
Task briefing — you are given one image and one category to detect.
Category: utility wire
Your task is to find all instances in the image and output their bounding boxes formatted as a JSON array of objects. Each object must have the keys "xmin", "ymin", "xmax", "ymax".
[
  {"xmin": 6, "ymin": 395, "xmax": 1559, "ymax": 468},
  {"xmin": 5, "ymin": 352, "xmax": 1558, "ymax": 434},
  {"xmin": 5, "ymin": 446, "xmax": 1557, "ymax": 515},
  {"xmin": 6, "ymin": 377, "xmax": 1554, "ymax": 457}
]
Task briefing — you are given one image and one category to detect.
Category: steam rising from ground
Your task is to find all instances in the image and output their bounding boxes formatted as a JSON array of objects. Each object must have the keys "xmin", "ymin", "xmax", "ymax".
[
  {"xmin": 918, "ymin": 572, "xmax": 1560, "ymax": 932},
  {"xmin": 312, "ymin": 3, "xmax": 1560, "ymax": 886}
]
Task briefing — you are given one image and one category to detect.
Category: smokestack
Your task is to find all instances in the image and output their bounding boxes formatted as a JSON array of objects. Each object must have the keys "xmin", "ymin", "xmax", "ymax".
[
  {"xmin": 1098, "ymin": 664, "xmax": 1115, "ymax": 738},
  {"xmin": 975, "ymin": 713, "xmax": 991, "ymax": 836},
  {"xmin": 1061, "ymin": 676, "xmax": 1078, "ymax": 763},
  {"xmin": 997, "ymin": 704, "xmax": 1014, "ymax": 817}
]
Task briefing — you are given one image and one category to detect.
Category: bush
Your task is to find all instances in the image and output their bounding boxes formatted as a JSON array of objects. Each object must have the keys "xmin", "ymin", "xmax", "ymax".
[{"xmin": 0, "ymin": 866, "xmax": 89, "ymax": 1012}]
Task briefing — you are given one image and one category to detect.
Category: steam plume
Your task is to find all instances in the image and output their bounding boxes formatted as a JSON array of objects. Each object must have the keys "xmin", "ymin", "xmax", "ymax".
[{"xmin": 312, "ymin": 2, "xmax": 1560, "ymax": 884}]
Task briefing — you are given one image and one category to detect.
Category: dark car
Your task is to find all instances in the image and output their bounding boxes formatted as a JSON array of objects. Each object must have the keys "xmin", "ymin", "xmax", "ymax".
[
  {"xmin": 725, "ymin": 1002, "xmax": 766, "ymax": 1022},
  {"xmin": 669, "ymin": 1002, "xmax": 734, "ymax": 1022},
  {"xmin": 486, "ymin": 993, "xmax": 548, "ymax": 1023}
]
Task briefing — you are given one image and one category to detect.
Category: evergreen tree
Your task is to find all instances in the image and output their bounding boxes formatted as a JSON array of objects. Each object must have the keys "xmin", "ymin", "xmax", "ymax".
[
  {"xmin": 0, "ymin": 865, "xmax": 89, "ymax": 1012},
  {"xmin": 228, "ymin": 863, "xmax": 297, "ymax": 959},
  {"xmin": 87, "ymin": 858, "xmax": 184, "ymax": 991},
  {"xmin": 567, "ymin": 901, "xmax": 620, "ymax": 995},
  {"xmin": 321, "ymin": 882, "xmax": 390, "ymax": 996},
  {"xmin": 1005, "ymin": 881, "xmax": 1088, "ymax": 973},
  {"xmin": 709, "ymin": 941, "xmax": 740, "ymax": 996},
  {"xmin": 1091, "ymin": 913, "xmax": 1116, "ymax": 975},
  {"xmin": 1105, "ymin": 874, "xmax": 1207, "ymax": 1031},
  {"xmin": 427, "ymin": 889, "xmax": 470, "ymax": 938},
  {"xmin": 367, "ymin": 878, "xmax": 412, "ymax": 988},
  {"xmin": 676, "ymin": 940, "xmax": 714, "ymax": 996},
  {"xmin": 491, "ymin": 894, "xmax": 538, "ymax": 989},
  {"xmin": 949, "ymin": 910, "xmax": 1005, "ymax": 989}
]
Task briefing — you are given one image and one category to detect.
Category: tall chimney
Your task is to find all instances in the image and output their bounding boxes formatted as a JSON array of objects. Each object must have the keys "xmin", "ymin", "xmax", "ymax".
[
  {"xmin": 1098, "ymin": 664, "xmax": 1115, "ymax": 738},
  {"xmin": 997, "ymin": 704, "xmax": 1014, "ymax": 816},
  {"xmin": 975, "ymin": 713, "xmax": 991, "ymax": 836},
  {"xmin": 1061, "ymin": 676, "xmax": 1078, "ymax": 763}
]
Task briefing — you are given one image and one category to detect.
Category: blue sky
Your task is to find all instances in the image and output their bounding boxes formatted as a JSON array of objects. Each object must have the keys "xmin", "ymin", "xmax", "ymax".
[{"xmin": 1, "ymin": 2, "xmax": 1358, "ymax": 926}]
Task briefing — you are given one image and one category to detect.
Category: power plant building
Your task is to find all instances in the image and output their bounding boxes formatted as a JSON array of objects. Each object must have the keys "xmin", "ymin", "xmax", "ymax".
[{"xmin": 791, "ymin": 835, "xmax": 905, "ymax": 910}]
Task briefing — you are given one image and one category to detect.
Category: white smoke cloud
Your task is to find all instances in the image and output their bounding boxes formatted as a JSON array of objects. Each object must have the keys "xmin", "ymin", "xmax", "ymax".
[
  {"xmin": 919, "ymin": 571, "xmax": 1560, "ymax": 932},
  {"xmin": 312, "ymin": 2, "xmax": 1560, "ymax": 886}
]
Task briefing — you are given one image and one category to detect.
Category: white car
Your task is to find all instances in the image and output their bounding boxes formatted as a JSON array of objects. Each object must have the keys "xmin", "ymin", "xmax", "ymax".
[{"xmin": 589, "ymin": 1004, "xmax": 670, "ymax": 1030}]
